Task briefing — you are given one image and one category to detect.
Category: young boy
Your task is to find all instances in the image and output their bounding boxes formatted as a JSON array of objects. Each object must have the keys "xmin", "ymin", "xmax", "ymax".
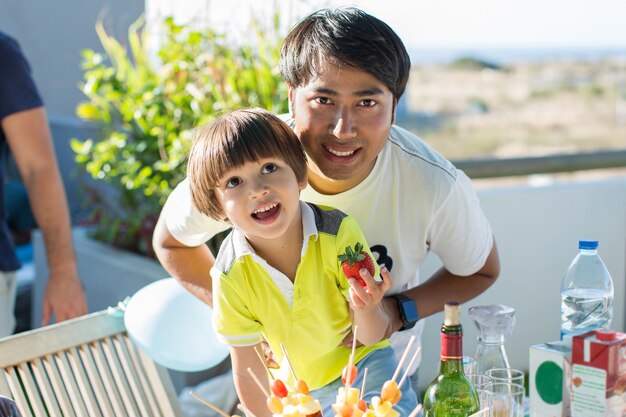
[{"xmin": 186, "ymin": 108, "xmax": 418, "ymax": 417}]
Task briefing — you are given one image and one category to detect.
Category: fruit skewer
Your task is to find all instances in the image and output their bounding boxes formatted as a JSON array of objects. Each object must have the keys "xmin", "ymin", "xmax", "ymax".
[{"xmin": 189, "ymin": 391, "xmax": 239, "ymax": 417}]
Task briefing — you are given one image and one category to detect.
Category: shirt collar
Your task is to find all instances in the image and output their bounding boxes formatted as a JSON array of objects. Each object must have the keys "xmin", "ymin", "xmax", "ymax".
[{"xmin": 229, "ymin": 201, "xmax": 319, "ymax": 260}]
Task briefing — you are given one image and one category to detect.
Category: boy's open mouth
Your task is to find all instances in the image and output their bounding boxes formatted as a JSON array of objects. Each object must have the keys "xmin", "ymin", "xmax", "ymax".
[{"xmin": 251, "ymin": 203, "xmax": 281, "ymax": 221}]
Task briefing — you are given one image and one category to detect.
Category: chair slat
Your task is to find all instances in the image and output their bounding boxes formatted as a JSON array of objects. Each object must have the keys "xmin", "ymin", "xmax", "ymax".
[
  {"xmin": 123, "ymin": 336, "xmax": 162, "ymax": 417},
  {"xmin": 67, "ymin": 346, "xmax": 103, "ymax": 417},
  {"xmin": 0, "ymin": 370, "xmax": 13, "ymax": 401},
  {"xmin": 6, "ymin": 367, "xmax": 34, "ymax": 417},
  {"xmin": 53, "ymin": 352, "xmax": 86, "ymax": 417},
  {"xmin": 31, "ymin": 358, "xmax": 63, "ymax": 417},
  {"xmin": 101, "ymin": 337, "xmax": 141, "ymax": 417},
  {"xmin": 90, "ymin": 341, "xmax": 127, "ymax": 416},
  {"xmin": 42, "ymin": 353, "xmax": 75, "ymax": 417},
  {"xmin": 112, "ymin": 335, "xmax": 152, "ymax": 416},
  {"xmin": 136, "ymin": 347, "xmax": 185, "ymax": 417},
  {"xmin": 16, "ymin": 362, "xmax": 47, "ymax": 415},
  {"xmin": 78, "ymin": 344, "xmax": 115, "ymax": 417}
]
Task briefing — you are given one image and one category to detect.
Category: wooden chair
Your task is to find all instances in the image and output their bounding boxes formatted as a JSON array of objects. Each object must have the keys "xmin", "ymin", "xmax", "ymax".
[{"xmin": 0, "ymin": 309, "xmax": 185, "ymax": 417}]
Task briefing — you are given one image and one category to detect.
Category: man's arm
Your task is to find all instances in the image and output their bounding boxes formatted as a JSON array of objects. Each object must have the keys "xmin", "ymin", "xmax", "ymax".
[
  {"xmin": 2, "ymin": 107, "xmax": 87, "ymax": 324},
  {"xmin": 384, "ymin": 238, "xmax": 500, "ymax": 335},
  {"xmin": 152, "ymin": 213, "xmax": 216, "ymax": 306}
]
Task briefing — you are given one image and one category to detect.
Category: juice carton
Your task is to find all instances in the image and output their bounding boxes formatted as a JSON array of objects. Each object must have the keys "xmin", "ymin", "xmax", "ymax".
[
  {"xmin": 571, "ymin": 329, "xmax": 626, "ymax": 417},
  {"xmin": 529, "ymin": 340, "xmax": 572, "ymax": 417}
]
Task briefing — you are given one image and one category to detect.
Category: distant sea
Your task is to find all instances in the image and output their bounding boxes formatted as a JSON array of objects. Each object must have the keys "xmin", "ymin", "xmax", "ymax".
[{"xmin": 408, "ymin": 46, "xmax": 626, "ymax": 65}]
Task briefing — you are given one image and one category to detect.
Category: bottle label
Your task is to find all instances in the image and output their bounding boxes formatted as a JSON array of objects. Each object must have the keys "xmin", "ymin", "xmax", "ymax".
[{"xmin": 441, "ymin": 333, "xmax": 463, "ymax": 360}]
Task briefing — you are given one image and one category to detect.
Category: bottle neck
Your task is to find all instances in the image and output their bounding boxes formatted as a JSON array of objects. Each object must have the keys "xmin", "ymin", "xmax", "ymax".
[{"xmin": 440, "ymin": 324, "xmax": 464, "ymax": 373}]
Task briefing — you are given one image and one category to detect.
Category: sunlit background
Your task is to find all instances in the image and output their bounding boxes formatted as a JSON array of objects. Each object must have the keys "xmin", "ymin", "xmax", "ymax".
[{"xmin": 146, "ymin": 0, "xmax": 626, "ymax": 160}]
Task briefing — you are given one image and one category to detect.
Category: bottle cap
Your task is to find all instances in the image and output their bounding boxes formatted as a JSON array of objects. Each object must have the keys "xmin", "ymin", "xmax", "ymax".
[
  {"xmin": 444, "ymin": 302, "xmax": 461, "ymax": 326},
  {"xmin": 579, "ymin": 240, "xmax": 598, "ymax": 250},
  {"xmin": 596, "ymin": 329, "xmax": 617, "ymax": 341}
]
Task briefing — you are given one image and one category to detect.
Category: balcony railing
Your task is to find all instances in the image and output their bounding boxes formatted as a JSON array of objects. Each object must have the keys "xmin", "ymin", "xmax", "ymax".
[{"xmin": 453, "ymin": 148, "xmax": 626, "ymax": 179}]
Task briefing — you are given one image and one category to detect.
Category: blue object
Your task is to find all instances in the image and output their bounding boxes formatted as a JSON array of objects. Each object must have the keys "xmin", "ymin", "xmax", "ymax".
[
  {"xmin": 15, "ymin": 243, "xmax": 33, "ymax": 264},
  {"xmin": 124, "ymin": 278, "xmax": 229, "ymax": 372},
  {"xmin": 578, "ymin": 240, "xmax": 598, "ymax": 250},
  {"xmin": 560, "ymin": 239, "xmax": 614, "ymax": 339}
]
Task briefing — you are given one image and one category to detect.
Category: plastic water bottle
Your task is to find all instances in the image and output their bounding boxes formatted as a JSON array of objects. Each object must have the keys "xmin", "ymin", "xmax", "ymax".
[{"xmin": 560, "ymin": 240, "xmax": 614, "ymax": 339}]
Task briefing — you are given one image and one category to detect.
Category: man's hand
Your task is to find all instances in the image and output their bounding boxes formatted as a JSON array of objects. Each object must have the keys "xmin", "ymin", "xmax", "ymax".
[{"xmin": 41, "ymin": 272, "xmax": 87, "ymax": 325}]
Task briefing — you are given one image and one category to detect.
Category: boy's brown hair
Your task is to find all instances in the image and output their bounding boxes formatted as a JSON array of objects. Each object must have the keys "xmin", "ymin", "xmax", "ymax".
[{"xmin": 187, "ymin": 108, "xmax": 308, "ymax": 220}]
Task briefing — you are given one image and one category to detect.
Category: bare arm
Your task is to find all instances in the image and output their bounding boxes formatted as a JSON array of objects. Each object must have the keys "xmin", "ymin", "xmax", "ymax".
[
  {"xmin": 230, "ymin": 344, "xmax": 272, "ymax": 417},
  {"xmin": 383, "ymin": 238, "xmax": 500, "ymax": 335},
  {"xmin": 3, "ymin": 107, "xmax": 87, "ymax": 325},
  {"xmin": 152, "ymin": 213, "xmax": 216, "ymax": 306}
]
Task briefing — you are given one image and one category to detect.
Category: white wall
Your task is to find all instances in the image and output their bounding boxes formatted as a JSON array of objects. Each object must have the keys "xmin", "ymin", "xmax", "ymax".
[
  {"xmin": 418, "ymin": 176, "xmax": 626, "ymax": 391},
  {"xmin": 0, "ymin": 1, "xmax": 143, "ymax": 118}
]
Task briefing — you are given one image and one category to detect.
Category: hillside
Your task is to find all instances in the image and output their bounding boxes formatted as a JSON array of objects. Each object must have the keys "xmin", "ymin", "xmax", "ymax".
[{"xmin": 398, "ymin": 58, "xmax": 626, "ymax": 160}]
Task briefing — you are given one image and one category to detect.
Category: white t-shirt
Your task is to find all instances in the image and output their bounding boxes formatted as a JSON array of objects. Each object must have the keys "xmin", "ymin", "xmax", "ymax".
[{"xmin": 163, "ymin": 123, "xmax": 493, "ymax": 372}]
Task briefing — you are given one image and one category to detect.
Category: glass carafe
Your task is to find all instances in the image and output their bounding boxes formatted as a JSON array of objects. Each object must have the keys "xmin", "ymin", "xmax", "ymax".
[{"xmin": 468, "ymin": 304, "xmax": 516, "ymax": 374}]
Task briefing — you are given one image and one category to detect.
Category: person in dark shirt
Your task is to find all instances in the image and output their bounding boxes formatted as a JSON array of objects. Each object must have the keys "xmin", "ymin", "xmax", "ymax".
[
  {"xmin": 0, "ymin": 31, "xmax": 87, "ymax": 336},
  {"xmin": 0, "ymin": 396, "xmax": 23, "ymax": 417}
]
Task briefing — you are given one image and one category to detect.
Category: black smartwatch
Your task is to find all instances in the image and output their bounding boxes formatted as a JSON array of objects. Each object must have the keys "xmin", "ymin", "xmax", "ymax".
[{"xmin": 390, "ymin": 294, "xmax": 419, "ymax": 331}]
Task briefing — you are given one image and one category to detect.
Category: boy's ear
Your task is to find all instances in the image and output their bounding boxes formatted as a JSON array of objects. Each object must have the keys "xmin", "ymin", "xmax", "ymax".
[{"xmin": 298, "ymin": 176, "xmax": 308, "ymax": 191}]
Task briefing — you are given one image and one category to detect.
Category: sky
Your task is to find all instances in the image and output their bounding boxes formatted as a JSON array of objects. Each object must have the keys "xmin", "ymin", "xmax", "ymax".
[{"xmin": 147, "ymin": 0, "xmax": 626, "ymax": 49}]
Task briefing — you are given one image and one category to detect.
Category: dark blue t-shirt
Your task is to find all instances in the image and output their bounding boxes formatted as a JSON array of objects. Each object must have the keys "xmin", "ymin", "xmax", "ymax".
[{"xmin": 0, "ymin": 31, "xmax": 43, "ymax": 271}]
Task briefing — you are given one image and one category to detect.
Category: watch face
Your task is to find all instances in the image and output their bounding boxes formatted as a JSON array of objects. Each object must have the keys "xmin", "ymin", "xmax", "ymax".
[{"xmin": 401, "ymin": 299, "xmax": 419, "ymax": 322}]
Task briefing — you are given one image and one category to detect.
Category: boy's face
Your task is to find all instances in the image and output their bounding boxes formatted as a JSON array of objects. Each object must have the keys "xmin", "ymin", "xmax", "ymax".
[
  {"xmin": 215, "ymin": 157, "xmax": 307, "ymax": 243},
  {"xmin": 288, "ymin": 63, "xmax": 396, "ymax": 195}
]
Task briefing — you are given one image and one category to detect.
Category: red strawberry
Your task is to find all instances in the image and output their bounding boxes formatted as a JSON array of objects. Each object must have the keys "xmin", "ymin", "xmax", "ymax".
[{"xmin": 338, "ymin": 242, "xmax": 375, "ymax": 288}]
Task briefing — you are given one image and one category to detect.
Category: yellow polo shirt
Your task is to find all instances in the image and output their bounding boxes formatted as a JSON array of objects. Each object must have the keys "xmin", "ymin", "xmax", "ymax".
[{"xmin": 211, "ymin": 202, "xmax": 389, "ymax": 390}]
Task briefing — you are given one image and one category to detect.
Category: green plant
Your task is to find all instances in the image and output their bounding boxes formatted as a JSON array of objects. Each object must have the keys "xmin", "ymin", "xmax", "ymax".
[{"xmin": 71, "ymin": 16, "xmax": 288, "ymax": 256}]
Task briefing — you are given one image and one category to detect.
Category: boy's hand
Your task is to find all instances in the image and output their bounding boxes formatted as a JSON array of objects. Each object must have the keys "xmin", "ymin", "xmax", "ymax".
[{"xmin": 348, "ymin": 265, "xmax": 392, "ymax": 311}]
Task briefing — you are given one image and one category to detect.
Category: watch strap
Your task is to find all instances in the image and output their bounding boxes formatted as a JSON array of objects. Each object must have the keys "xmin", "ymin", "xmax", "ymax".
[{"xmin": 391, "ymin": 293, "xmax": 419, "ymax": 331}]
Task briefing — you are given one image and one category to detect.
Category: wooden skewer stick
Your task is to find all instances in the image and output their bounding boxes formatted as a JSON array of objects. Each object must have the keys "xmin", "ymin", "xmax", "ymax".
[
  {"xmin": 398, "ymin": 347, "xmax": 421, "ymax": 390},
  {"xmin": 344, "ymin": 352, "xmax": 354, "ymax": 403},
  {"xmin": 280, "ymin": 343, "xmax": 298, "ymax": 381},
  {"xmin": 344, "ymin": 324, "xmax": 359, "ymax": 403},
  {"xmin": 359, "ymin": 368, "xmax": 369, "ymax": 400},
  {"xmin": 391, "ymin": 335, "xmax": 416, "ymax": 382},
  {"xmin": 351, "ymin": 325, "xmax": 359, "ymax": 360},
  {"xmin": 189, "ymin": 391, "xmax": 232, "ymax": 417},
  {"xmin": 254, "ymin": 344, "xmax": 274, "ymax": 381},
  {"xmin": 468, "ymin": 407, "xmax": 490, "ymax": 417},
  {"xmin": 246, "ymin": 367, "xmax": 271, "ymax": 398},
  {"xmin": 407, "ymin": 403, "xmax": 423, "ymax": 417},
  {"xmin": 238, "ymin": 403, "xmax": 260, "ymax": 417}
]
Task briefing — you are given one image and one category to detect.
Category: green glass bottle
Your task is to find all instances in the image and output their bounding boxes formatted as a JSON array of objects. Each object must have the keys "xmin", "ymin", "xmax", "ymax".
[{"xmin": 423, "ymin": 302, "xmax": 480, "ymax": 416}]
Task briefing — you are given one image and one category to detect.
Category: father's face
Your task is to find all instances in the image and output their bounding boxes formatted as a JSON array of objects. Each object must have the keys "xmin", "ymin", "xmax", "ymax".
[{"xmin": 288, "ymin": 63, "xmax": 396, "ymax": 195}]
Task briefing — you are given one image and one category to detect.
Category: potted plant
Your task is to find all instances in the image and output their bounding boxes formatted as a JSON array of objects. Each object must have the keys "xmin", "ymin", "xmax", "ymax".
[{"xmin": 71, "ymin": 15, "xmax": 288, "ymax": 257}]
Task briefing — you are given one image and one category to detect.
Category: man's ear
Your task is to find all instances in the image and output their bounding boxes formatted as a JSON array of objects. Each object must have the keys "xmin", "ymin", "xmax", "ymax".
[{"xmin": 391, "ymin": 97, "xmax": 398, "ymax": 125}]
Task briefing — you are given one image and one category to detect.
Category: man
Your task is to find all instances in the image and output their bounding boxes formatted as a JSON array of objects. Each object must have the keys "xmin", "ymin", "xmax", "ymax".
[
  {"xmin": 0, "ymin": 31, "xmax": 87, "ymax": 337},
  {"xmin": 153, "ymin": 7, "xmax": 499, "ymax": 391}
]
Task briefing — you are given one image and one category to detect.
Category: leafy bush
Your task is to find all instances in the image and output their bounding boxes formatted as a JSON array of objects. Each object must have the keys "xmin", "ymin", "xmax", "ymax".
[{"xmin": 71, "ymin": 16, "xmax": 288, "ymax": 256}]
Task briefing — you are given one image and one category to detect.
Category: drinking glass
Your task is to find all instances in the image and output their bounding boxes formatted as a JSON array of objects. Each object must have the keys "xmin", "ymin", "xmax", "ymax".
[
  {"xmin": 484, "ymin": 368, "xmax": 524, "ymax": 385},
  {"xmin": 465, "ymin": 373, "xmax": 493, "ymax": 408},
  {"xmin": 463, "ymin": 356, "xmax": 477, "ymax": 375},
  {"xmin": 482, "ymin": 382, "xmax": 524, "ymax": 417}
]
